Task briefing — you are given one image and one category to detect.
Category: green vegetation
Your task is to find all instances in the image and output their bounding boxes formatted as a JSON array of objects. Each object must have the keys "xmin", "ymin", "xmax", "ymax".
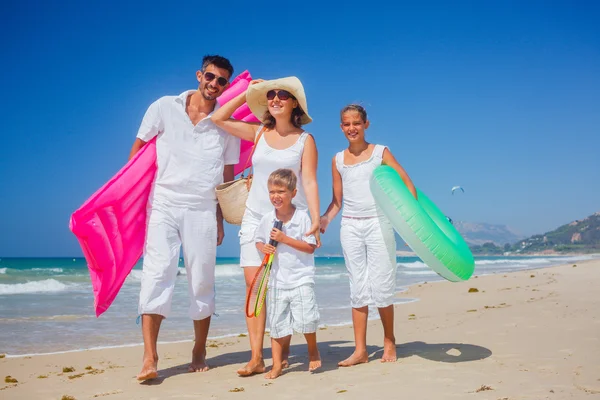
[{"xmin": 469, "ymin": 212, "xmax": 600, "ymax": 254}]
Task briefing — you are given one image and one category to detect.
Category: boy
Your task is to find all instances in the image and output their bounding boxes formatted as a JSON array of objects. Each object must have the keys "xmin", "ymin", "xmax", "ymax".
[{"xmin": 255, "ymin": 168, "xmax": 321, "ymax": 379}]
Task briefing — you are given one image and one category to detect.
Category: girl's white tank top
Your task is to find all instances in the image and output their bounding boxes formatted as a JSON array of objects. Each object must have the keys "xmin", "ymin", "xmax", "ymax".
[
  {"xmin": 336, "ymin": 144, "xmax": 386, "ymax": 218},
  {"xmin": 246, "ymin": 125, "xmax": 309, "ymax": 215}
]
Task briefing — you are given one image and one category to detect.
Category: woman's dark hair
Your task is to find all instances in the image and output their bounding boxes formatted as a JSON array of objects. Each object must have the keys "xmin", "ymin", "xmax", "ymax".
[
  {"xmin": 340, "ymin": 104, "xmax": 367, "ymax": 122},
  {"xmin": 262, "ymin": 101, "xmax": 306, "ymax": 129}
]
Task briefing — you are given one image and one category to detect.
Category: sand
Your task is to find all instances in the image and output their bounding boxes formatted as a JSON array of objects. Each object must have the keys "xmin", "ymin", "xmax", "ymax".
[{"xmin": 1, "ymin": 259, "xmax": 598, "ymax": 399}]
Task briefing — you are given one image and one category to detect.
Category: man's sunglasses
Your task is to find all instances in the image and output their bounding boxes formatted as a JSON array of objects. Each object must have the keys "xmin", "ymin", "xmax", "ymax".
[
  {"xmin": 266, "ymin": 90, "xmax": 295, "ymax": 101},
  {"xmin": 204, "ymin": 72, "xmax": 228, "ymax": 87}
]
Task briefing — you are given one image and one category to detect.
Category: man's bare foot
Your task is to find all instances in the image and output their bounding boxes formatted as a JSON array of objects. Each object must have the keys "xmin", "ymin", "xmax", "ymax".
[
  {"xmin": 308, "ymin": 351, "xmax": 321, "ymax": 372},
  {"xmin": 188, "ymin": 347, "xmax": 209, "ymax": 372},
  {"xmin": 381, "ymin": 337, "xmax": 397, "ymax": 362},
  {"xmin": 237, "ymin": 359, "xmax": 265, "ymax": 376},
  {"xmin": 338, "ymin": 350, "xmax": 368, "ymax": 367},
  {"xmin": 265, "ymin": 366, "xmax": 283, "ymax": 379},
  {"xmin": 137, "ymin": 357, "xmax": 158, "ymax": 381}
]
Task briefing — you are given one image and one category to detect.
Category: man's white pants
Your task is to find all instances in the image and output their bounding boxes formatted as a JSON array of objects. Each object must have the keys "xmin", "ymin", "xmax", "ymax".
[
  {"xmin": 340, "ymin": 216, "xmax": 397, "ymax": 308},
  {"xmin": 138, "ymin": 202, "xmax": 217, "ymax": 320}
]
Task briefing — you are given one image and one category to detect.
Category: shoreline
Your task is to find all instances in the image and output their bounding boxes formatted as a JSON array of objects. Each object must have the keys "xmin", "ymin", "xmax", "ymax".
[
  {"xmin": 1, "ymin": 255, "xmax": 596, "ymax": 359},
  {"xmin": 1, "ymin": 258, "xmax": 599, "ymax": 398}
]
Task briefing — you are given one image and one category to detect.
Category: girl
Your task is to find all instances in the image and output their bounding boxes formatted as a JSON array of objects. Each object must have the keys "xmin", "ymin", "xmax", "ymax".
[
  {"xmin": 211, "ymin": 77, "xmax": 320, "ymax": 376},
  {"xmin": 320, "ymin": 104, "xmax": 417, "ymax": 366}
]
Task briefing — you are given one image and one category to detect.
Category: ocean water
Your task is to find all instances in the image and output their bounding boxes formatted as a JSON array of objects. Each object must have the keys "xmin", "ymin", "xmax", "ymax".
[{"xmin": 0, "ymin": 255, "xmax": 593, "ymax": 356}]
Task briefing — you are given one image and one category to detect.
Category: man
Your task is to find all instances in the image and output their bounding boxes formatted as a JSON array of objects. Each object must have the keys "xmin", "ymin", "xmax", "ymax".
[{"xmin": 129, "ymin": 55, "xmax": 239, "ymax": 381}]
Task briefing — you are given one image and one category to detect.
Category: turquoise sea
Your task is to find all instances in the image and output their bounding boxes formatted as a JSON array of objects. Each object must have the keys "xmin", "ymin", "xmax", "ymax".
[{"xmin": 0, "ymin": 255, "xmax": 593, "ymax": 356}]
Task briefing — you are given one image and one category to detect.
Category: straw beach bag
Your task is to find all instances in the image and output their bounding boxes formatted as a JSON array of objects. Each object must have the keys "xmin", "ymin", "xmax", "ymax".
[{"xmin": 216, "ymin": 127, "xmax": 266, "ymax": 225}]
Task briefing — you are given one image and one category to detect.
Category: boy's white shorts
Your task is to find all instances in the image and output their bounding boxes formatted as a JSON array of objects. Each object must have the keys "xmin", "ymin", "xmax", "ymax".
[
  {"xmin": 267, "ymin": 284, "xmax": 320, "ymax": 339},
  {"xmin": 138, "ymin": 202, "xmax": 217, "ymax": 320},
  {"xmin": 340, "ymin": 216, "xmax": 397, "ymax": 308}
]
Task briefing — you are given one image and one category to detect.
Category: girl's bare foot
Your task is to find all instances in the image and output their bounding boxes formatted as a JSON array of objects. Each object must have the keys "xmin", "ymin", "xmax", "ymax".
[
  {"xmin": 381, "ymin": 337, "xmax": 397, "ymax": 362},
  {"xmin": 188, "ymin": 347, "xmax": 209, "ymax": 372},
  {"xmin": 237, "ymin": 359, "xmax": 265, "ymax": 376},
  {"xmin": 265, "ymin": 366, "xmax": 283, "ymax": 379},
  {"xmin": 137, "ymin": 356, "xmax": 158, "ymax": 381},
  {"xmin": 308, "ymin": 351, "xmax": 322, "ymax": 371},
  {"xmin": 338, "ymin": 350, "xmax": 368, "ymax": 367}
]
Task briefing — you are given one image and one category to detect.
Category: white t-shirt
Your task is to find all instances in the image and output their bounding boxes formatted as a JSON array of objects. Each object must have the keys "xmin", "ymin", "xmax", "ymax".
[
  {"xmin": 137, "ymin": 90, "xmax": 241, "ymax": 207},
  {"xmin": 254, "ymin": 209, "xmax": 316, "ymax": 289}
]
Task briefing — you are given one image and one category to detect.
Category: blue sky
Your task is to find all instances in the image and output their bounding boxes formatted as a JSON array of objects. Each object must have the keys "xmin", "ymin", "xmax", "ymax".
[{"xmin": 1, "ymin": 0, "xmax": 599, "ymax": 257}]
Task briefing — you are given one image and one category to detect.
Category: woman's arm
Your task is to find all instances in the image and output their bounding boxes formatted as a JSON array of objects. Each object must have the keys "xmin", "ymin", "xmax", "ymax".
[
  {"xmin": 211, "ymin": 82, "xmax": 262, "ymax": 142},
  {"xmin": 382, "ymin": 148, "xmax": 418, "ymax": 199},
  {"xmin": 320, "ymin": 156, "xmax": 343, "ymax": 234},
  {"xmin": 301, "ymin": 134, "xmax": 321, "ymax": 242}
]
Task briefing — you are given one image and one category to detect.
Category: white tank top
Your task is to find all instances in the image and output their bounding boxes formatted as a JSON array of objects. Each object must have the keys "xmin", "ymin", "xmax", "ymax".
[
  {"xmin": 246, "ymin": 125, "xmax": 309, "ymax": 215},
  {"xmin": 336, "ymin": 144, "xmax": 386, "ymax": 218}
]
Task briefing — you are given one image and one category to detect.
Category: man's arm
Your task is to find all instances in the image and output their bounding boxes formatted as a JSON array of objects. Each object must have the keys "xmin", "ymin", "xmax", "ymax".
[
  {"xmin": 216, "ymin": 164, "xmax": 235, "ymax": 246},
  {"xmin": 129, "ymin": 138, "xmax": 147, "ymax": 160}
]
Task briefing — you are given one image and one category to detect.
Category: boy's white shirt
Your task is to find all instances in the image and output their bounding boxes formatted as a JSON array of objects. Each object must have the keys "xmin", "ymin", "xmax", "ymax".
[{"xmin": 255, "ymin": 208, "xmax": 316, "ymax": 289}]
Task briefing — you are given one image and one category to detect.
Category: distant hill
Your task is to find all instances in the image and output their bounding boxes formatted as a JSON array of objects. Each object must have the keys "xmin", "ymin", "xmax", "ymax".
[
  {"xmin": 470, "ymin": 212, "xmax": 600, "ymax": 255},
  {"xmin": 511, "ymin": 212, "xmax": 600, "ymax": 254},
  {"xmin": 454, "ymin": 221, "xmax": 524, "ymax": 246}
]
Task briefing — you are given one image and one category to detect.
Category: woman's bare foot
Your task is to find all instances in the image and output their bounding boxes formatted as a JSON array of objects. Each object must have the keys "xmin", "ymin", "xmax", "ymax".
[
  {"xmin": 338, "ymin": 350, "xmax": 368, "ymax": 367},
  {"xmin": 265, "ymin": 366, "xmax": 283, "ymax": 379},
  {"xmin": 188, "ymin": 347, "xmax": 209, "ymax": 372},
  {"xmin": 308, "ymin": 351, "xmax": 322, "ymax": 371},
  {"xmin": 137, "ymin": 356, "xmax": 158, "ymax": 381},
  {"xmin": 281, "ymin": 358, "xmax": 289, "ymax": 369},
  {"xmin": 381, "ymin": 337, "xmax": 397, "ymax": 362},
  {"xmin": 237, "ymin": 359, "xmax": 265, "ymax": 376}
]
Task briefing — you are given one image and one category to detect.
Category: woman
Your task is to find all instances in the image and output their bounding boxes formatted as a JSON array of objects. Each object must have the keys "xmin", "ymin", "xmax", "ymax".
[{"xmin": 211, "ymin": 76, "xmax": 320, "ymax": 376}]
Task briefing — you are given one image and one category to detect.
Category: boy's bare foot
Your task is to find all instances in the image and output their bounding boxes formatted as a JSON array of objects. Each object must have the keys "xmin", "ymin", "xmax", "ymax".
[
  {"xmin": 137, "ymin": 357, "xmax": 158, "ymax": 381},
  {"xmin": 237, "ymin": 359, "xmax": 265, "ymax": 376},
  {"xmin": 381, "ymin": 337, "xmax": 397, "ymax": 362},
  {"xmin": 338, "ymin": 350, "xmax": 368, "ymax": 367},
  {"xmin": 188, "ymin": 347, "xmax": 209, "ymax": 372},
  {"xmin": 265, "ymin": 366, "xmax": 283, "ymax": 379},
  {"xmin": 308, "ymin": 351, "xmax": 321, "ymax": 371}
]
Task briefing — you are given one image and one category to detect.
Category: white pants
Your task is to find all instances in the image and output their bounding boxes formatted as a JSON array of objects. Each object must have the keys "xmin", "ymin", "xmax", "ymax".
[
  {"xmin": 340, "ymin": 216, "xmax": 397, "ymax": 308},
  {"xmin": 138, "ymin": 202, "xmax": 217, "ymax": 320},
  {"xmin": 238, "ymin": 208, "xmax": 264, "ymax": 267}
]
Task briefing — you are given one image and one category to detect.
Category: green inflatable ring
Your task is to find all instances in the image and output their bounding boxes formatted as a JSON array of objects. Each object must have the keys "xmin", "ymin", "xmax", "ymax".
[{"xmin": 370, "ymin": 165, "xmax": 474, "ymax": 282}]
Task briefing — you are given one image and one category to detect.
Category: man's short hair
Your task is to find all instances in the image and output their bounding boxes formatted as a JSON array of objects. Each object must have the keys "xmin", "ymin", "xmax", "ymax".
[{"xmin": 202, "ymin": 55, "xmax": 234, "ymax": 78}]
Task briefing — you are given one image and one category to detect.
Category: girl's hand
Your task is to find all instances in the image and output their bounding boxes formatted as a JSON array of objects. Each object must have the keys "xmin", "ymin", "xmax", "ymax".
[
  {"xmin": 270, "ymin": 228, "xmax": 286, "ymax": 244},
  {"xmin": 263, "ymin": 243, "xmax": 276, "ymax": 255},
  {"xmin": 319, "ymin": 215, "xmax": 330, "ymax": 234}
]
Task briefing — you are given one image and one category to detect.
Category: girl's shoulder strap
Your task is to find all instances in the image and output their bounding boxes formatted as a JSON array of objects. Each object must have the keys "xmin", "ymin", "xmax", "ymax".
[
  {"xmin": 335, "ymin": 150, "xmax": 345, "ymax": 172},
  {"xmin": 373, "ymin": 144, "xmax": 387, "ymax": 160}
]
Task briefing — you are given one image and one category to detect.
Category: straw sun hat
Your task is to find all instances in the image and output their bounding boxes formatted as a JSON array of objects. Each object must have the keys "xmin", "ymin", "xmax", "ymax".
[{"xmin": 246, "ymin": 76, "xmax": 313, "ymax": 125}]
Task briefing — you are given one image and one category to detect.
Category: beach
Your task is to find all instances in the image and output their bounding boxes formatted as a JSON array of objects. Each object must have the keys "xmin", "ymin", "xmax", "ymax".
[{"xmin": 1, "ymin": 258, "xmax": 598, "ymax": 399}]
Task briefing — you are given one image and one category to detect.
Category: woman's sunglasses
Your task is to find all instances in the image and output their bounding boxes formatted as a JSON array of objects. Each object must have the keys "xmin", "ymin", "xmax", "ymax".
[
  {"xmin": 204, "ymin": 72, "xmax": 228, "ymax": 87},
  {"xmin": 266, "ymin": 90, "xmax": 295, "ymax": 101}
]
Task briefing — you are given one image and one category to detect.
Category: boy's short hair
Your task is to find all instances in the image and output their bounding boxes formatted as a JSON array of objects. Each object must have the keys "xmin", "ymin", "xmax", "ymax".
[{"xmin": 268, "ymin": 169, "xmax": 297, "ymax": 191}]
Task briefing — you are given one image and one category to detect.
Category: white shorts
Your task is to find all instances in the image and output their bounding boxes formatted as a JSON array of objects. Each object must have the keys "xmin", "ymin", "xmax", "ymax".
[
  {"xmin": 138, "ymin": 202, "xmax": 217, "ymax": 320},
  {"xmin": 340, "ymin": 216, "xmax": 397, "ymax": 308},
  {"xmin": 239, "ymin": 208, "xmax": 264, "ymax": 267},
  {"xmin": 267, "ymin": 284, "xmax": 320, "ymax": 339}
]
